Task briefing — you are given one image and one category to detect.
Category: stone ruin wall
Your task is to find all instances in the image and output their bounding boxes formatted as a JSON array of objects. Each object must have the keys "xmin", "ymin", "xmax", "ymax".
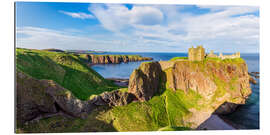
[
  {"xmin": 188, "ymin": 46, "xmax": 241, "ymax": 61},
  {"xmin": 218, "ymin": 52, "xmax": 240, "ymax": 60}
]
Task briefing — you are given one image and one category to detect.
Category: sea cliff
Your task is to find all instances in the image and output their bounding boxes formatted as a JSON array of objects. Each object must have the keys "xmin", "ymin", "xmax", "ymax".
[
  {"xmin": 79, "ymin": 54, "xmax": 153, "ymax": 65},
  {"xmin": 16, "ymin": 48, "xmax": 252, "ymax": 132},
  {"xmin": 127, "ymin": 58, "xmax": 251, "ymax": 128}
]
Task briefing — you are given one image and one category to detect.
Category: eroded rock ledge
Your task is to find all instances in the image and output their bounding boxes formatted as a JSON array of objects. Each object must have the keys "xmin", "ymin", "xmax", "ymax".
[{"xmin": 79, "ymin": 54, "xmax": 153, "ymax": 65}]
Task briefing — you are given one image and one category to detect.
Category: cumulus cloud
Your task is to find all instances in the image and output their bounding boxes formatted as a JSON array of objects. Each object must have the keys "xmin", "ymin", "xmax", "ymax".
[
  {"xmin": 59, "ymin": 10, "xmax": 95, "ymax": 19},
  {"xmin": 88, "ymin": 4, "xmax": 164, "ymax": 32},
  {"xmin": 17, "ymin": 5, "xmax": 259, "ymax": 53},
  {"xmin": 128, "ymin": 5, "xmax": 259, "ymax": 52}
]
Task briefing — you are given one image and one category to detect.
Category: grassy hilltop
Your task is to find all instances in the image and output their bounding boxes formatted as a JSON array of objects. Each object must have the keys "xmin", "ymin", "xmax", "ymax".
[{"xmin": 16, "ymin": 48, "xmax": 120, "ymax": 100}]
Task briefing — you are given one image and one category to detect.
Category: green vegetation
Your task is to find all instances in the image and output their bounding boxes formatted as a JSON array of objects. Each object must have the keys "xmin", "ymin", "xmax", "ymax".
[
  {"xmin": 17, "ymin": 106, "xmax": 117, "ymax": 133},
  {"xmin": 170, "ymin": 57, "xmax": 188, "ymax": 61},
  {"xmin": 104, "ymin": 88, "xmax": 200, "ymax": 131},
  {"xmin": 16, "ymin": 48, "xmax": 248, "ymax": 132},
  {"xmin": 158, "ymin": 126, "xmax": 191, "ymax": 131},
  {"xmin": 16, "ymin": 48, "xmax": 120, "ymax": 100},
  {"xmin": 19, "ymin": 87, "xmax": 196, "ymax": 132},
  {"xmin": 205, "ymin": 57, "xmax": 245, "ymax": 63}
]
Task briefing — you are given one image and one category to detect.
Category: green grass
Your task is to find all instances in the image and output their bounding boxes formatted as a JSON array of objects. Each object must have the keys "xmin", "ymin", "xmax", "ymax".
[
  {"xmin": 205, "ymin": 57, "xmax": 245, "ymax": 64},
  {"xmin": 170, "ymin": 57, "xmax": 188, "ymax": 61},
  {"xmin": 163, "ymin": 89, "xmax": 190, "ymax": 126},
  {"xmin": 16, "ymin": 48, "xmax": 119, "ymax": 100},
  {"xmin": 101, "ymin": 88, "xmax": 200, "ymax": 131},
  {"xmin": 158, "ymin": 126, "xmax": 191, "ymax": 131},
  {"xmin": 18, "ymin": 106, "xmax": 117, "ymax": 133}
]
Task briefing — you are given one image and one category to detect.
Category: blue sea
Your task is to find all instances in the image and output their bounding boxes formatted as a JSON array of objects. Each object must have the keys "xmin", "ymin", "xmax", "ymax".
[{"xmin": 92, "ymin": 52, "xmax": 259, "ymax": 129}]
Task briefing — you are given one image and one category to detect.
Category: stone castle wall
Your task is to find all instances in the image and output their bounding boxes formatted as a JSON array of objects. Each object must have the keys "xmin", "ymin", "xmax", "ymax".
[
  {"xmin": 218, "ymin": 52, "xmax": 240, "ymax": 60},
  {"xmin": 188, "ymin": 46, "xmax": 205, "ymax": 61},
  {"xmin": 188, "ymin": 46, "xmax": 241, "ymax": 61}
]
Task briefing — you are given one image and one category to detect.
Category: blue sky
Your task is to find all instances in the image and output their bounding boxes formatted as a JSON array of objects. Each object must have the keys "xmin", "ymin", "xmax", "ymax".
[{"xmin": 16, "ymin": 2, "xmax": 259, "ymax": 53}]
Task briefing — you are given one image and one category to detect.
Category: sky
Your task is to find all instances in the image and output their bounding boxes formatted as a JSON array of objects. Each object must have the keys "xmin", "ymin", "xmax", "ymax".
[{"xmin": 16, "ymin": 2, "xmax": 259, "ymax": 53}]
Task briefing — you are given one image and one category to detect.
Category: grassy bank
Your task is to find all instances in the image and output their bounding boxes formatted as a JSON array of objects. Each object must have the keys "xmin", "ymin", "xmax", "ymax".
[{"xmin": 16, "ymin": 48, "xmax": 120, "ymax": 100}]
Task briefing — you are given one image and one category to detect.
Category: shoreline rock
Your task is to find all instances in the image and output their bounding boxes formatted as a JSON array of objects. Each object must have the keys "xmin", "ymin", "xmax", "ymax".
[
  {"xmin": 249, "ymin": 72, "xmax": 259, "ymax": 79},
  {"xmin": 249, "ymin": 76, "xmax": 257, "ymax": 84}
]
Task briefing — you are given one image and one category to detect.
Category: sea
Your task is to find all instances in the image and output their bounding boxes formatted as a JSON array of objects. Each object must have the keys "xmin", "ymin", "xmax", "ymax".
[{"xmin": 92, "ymin": 52, "xmax": 259, "ymax": 129}]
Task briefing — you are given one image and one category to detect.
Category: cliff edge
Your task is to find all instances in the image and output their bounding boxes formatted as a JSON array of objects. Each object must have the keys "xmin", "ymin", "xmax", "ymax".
[{"xmin": 127, "ymin": 58, "xmax": 251, "ymax": 128}]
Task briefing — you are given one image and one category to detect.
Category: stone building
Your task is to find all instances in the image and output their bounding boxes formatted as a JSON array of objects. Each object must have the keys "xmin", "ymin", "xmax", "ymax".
[
  {"xmin": 206, "ymin": 50, "xmax": 218, "ymax": 58},
  {"xmin": 188, "ymin": 45, "xmax": 205, "ymax": 61},
  {"xmin": 218, "ymin": 52, "xmax": 240, "ymax": 60}
]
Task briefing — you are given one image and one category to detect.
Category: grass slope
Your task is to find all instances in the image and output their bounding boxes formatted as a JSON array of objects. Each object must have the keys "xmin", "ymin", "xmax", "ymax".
[
  {"xmin": 16, "ymin": 48, "xmax": 120, "ymax": 100},
  {"xmin": 19, "ymin": 88, "xmax": 194, "ymax": 132}
]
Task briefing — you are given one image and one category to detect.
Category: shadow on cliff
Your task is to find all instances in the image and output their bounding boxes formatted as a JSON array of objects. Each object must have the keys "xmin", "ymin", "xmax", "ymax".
[
  {"xmin": 19, "ymin": 106, "xmax": 118, "ymax": 133},
  {"xmin": 196, "ymin": 102, "xmax": 241, "ymax": 130}
]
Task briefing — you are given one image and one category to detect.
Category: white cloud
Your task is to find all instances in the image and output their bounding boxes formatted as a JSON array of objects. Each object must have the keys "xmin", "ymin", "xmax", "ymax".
[
  {"xmin": 17, "ymin": 5, "xmax": 259, "ymax": 53},
  {"xmin": 16, "ymin": 27, "xmax": 111, "ymax": 50},
  {"xmin": 59, "ymin": 10, "xmax": 95, "ymax": 19},
  {"xmin": 88, "ymin": 4, "xmax": 164, "ymax": 32}
]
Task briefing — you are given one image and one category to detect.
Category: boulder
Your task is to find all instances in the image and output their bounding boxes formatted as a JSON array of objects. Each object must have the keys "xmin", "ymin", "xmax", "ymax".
[
  {"xmin": 98, "ymin": 90, "xmax": 136, "ymax": 106},
  {"xmin": 16, "ymin": 71, "xmax": 57, "ymax": 125},
  {"xmin": 128, "ymin": 62, "xmax": 163, "ymax": 101},
  {"xmin": 249, "ymin": 76, "xmax": 257, "ymax": 84}
]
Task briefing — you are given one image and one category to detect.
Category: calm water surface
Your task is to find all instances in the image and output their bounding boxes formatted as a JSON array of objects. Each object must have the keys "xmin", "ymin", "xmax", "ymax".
[{"xmin": 92, "ymin": 52, "xmax": 259, "ymax": 129}]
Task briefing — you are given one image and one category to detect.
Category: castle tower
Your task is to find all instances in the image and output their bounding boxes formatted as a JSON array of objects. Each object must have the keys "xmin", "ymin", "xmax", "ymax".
[
  {"xmin": 188, "ymin": 46, "xmax": 195, "ymax": 61},
  {"xmin": 188, "ymin": 45, "xmax": 205, "ymax": 61}
]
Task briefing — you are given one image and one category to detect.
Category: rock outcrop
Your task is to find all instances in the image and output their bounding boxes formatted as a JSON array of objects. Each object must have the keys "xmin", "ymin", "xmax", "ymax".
[
  {"xmin": 80, "ymin": 54, "xmax": 153, "ymax": 65},
  {"xmin": 16, "ymin": 71, "xmax": 135, "ymax": 126},
  {"xmin": 127, "ymin": 59, "xmax": 252, "ymax": 128},
  {"xmin": 92, "ymin": 90, "xmax": 136, "ymax": 106},
  {"xmin": 128, "ymin": 62, "xmax": 163, "ymax": 101}
]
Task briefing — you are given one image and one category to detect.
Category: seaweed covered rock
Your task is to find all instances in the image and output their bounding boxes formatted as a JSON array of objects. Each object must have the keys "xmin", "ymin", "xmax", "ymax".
[{"xmin": 128, "ymin": 62, "xmax": 163, "ymax": 101}]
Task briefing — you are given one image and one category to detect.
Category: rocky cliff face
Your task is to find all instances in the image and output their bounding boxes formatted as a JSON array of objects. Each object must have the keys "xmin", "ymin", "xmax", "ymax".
[
  {"xmin": 127, "ymin": 59, "xmax": 252, "ymax": 128},
  {"xmin": 16, "ymin": 71, "xmax": 135, "ymax": 126},
  {"xmin": 80, "ymin": 54, "xmax": 153, "ymax": 65},
  {"xmin": 128, "ymin": 62, "xmax": 163, "ymax": 101}
]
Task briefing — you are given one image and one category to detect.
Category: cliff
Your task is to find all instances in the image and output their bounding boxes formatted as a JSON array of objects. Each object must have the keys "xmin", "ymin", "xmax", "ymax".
[
  {"xmin": 127, "ymin": 58, "xmax": 251, "ymax": 129},
  {"xmin": 16, "ymin": 71, "xmax": 136, "ymax": 132},
  {"xmin": 79, "ymin": 54, "xmax": 153, "ymax": 65},
  {"xmin": 16, "ymin": 48, "xmax": 120, "ymax": 100},
  {"xmin": 16, "ymin": 48, "xmax": 252, "ymax": 132}
]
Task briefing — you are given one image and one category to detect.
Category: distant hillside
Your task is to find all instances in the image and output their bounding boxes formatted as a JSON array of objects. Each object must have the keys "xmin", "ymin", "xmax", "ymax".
[{"xmin": 16, "ymin": 48, "xmax": 119, "ymax": 100}]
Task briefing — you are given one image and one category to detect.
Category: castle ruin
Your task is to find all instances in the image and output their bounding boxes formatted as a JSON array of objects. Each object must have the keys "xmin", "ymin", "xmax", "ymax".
[
  {"xmin": 188, "ymin": 45, "xmax": 205, "ymax": 61},
  {"xmin": 218, "ymin": 52, "xmax": 240, "ymax": 60},
  {"xmin": 188, "ymin": 45, "xmax": 241, "ymax": 61}
]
